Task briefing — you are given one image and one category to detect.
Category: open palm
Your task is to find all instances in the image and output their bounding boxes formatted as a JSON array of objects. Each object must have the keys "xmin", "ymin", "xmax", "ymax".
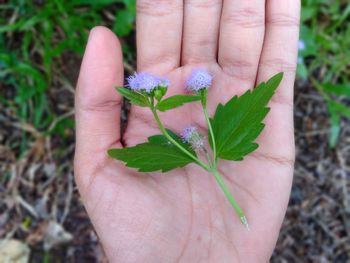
[{"xmin": 74, "ymin": 1, "xmax": 300, "ymax": 262}]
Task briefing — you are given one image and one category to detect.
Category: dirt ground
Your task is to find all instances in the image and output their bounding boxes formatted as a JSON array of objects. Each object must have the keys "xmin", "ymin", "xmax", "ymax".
[
  {"xmin": 272, "ymin": 82, "xmax": 350, "ymax": 262},
  {"xmin": 0, "ymin": 65, "xmax": 349, "ymax": 262}
]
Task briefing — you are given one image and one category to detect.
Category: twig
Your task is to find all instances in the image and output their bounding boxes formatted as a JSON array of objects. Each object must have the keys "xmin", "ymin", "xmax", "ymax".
[
  {"xmin": 336, "ymin": 150, "xmax": 350, "ymax": 237},
  {"xmin": 15, "ymin": 195, "xmax": 38, "ymax": 218},
  {"xmin": 48, "ymin": 109, "xmax": 74, "ymax": 132},
  {"xmin": 60, "ymin": 173, "xmax": 73, "ymax": 224}
]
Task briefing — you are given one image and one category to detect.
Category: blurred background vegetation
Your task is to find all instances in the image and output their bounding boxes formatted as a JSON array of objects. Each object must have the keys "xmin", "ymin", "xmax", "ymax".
[
  {"xmin": 298, "ymin": 0, "xmax": 350, "ymax": 147},
  {"xmin": 0, "ymin": 0, "xmax": 349, "ymax": 262}
]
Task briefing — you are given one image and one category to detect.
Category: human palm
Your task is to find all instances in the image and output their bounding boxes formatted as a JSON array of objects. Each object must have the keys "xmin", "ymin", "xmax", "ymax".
[{"xmin": 75, "ymin": 1, "xmax": 300, "ymax": 262}]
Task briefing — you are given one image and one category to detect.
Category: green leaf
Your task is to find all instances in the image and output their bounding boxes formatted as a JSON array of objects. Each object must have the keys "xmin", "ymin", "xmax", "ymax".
[
  {"xmin": 108, "ymin": 130, "xmax": 196, "ymax": 172},
  {"xmin": 297, "ymin": 62, "xmax": 308, "ymax": 80},
  {"xmin": 322, "ymin": 83, "xmax": 350, "ymax": 98},
  {"xmin": 116, "ymin": 87, "xmax": 149, "ymax": 107},
  {"xmin": 156, "ymin": 95, "xmax": 201, "ymax": 112},
  {"xmin": 114, "ymin": 8, "xmax": 135, "ymax": 36},
  {"xmin": 327, "ymin": 102, "xmax": 341, "ymax": 148},
  {"xmin": 113, "ymin": 1, "xmax": 136, "ymax": 37},
  {"xmin": 327, "ymin": 100, "xmax": 350, "ymax": 118},
  {"xmin": 210, "ymin": 72, "xmax": 283, "ymax": 161},
  {"xmin": 71, "ymin": 0, "xmax": 122, "ymax": 6}
]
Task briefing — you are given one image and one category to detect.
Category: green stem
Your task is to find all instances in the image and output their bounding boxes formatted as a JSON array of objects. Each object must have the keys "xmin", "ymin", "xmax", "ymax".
[
  {"xmin": 151, "ymin": 107, "xmax": 210, "ymax": 171},
  {"xmin": 311, "ymin": 77, "xmax": 331, "ymax": 102},
  {"xmin": 212, "ymin": 168, "xmax": 249, "ymax": 228},
  {"xmin": 203, "ymin": 147, "xmax": 213, "ymax": 167},
  {"xmin": 201, "ymin": 96, "xmax": 217, "ymax": 165},
  {"xmin": 151, "ymin": 96, "xmax": 248, "ymax": 228}
]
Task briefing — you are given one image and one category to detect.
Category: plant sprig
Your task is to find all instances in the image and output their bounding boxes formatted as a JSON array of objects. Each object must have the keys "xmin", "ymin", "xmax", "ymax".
[{"xmin": 108, "ymin": 70, "xmax": 284, "ymax": 228}]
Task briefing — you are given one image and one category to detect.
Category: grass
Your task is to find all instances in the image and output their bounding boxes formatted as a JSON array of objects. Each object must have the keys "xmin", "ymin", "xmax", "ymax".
[
  {"xmin": 0, "ymin": 0, "xmax": 136, "ymax": 155},
  {"xmin": 298, "ymin": 0, "xmax": 350, "ymax": 147},
  {"xmin": 1, "ymin": 0, "xmax": 349, "ymax": 153},
  {"xmin": 0, "ymin": 0, "xmax": 349, "ymax": 261}
]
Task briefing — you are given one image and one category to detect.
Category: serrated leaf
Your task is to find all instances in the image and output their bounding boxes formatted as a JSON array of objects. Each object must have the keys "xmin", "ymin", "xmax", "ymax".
[
  {"xmin": 108, "ymin": 130, "xmax": 196, "ymax": 172},
  {"xmin": 156, "ymin": 95, "xmax": 201, "ymax": 112},
  {"xmin": 116, "ymin": 87, "xmax": 149, "ymax": 107},
  {"xmin": 210, "ymin": 72, "xmax": 283, "ymax": 161}
]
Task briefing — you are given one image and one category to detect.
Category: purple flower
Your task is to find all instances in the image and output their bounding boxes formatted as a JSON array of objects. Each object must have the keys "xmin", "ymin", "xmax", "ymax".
[
  {"xmin": 181, "ymin": 126, "xmax": 204, "ymax": 150},
  {"xmin": 186, "ymin": 69, "xmax": 213, "ymax": 92},
  {"xmin": 127, "ymin": 72, "xmax": 169, "ymax": 93},
  {"xmin": 298, "ymin": 40, "xmax": 305, "ymax": 51},
  {"xmin": 181, "ymin": 126, "xmax": 197, "ymax": 142}
]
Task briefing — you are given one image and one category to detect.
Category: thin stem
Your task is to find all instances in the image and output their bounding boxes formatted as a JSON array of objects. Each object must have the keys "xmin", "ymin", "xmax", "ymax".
[
  {"xmin": 212, "ymin": 168, "xmax": 249, "ymax": 229},
  {"xmin": 150, "ymin": 95, "xmax": 249, "ymax": 229},
  {"xmin": 310, "ymin": 76, "xmax": 331, "ymax": 102},
  {"xmin": 151, "ymin": 107, "xmax": 210, "ymax": 171},
  {"xmin": 201, "ymin": 96, "xmax": 217, "ymax": 165},
  {"xmin": 203, "ymin": 147, "xmax": 213, "ymax": 167}
]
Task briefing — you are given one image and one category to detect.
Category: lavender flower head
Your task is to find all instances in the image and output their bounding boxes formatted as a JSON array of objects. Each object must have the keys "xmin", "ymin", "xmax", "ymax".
[
  {"xmin": 181, "ymin": 126, "xmax": 204, "ymax": 150},
  {"xmin": 298, "ymin": 40, "xmax": 305, "ymax": 51},
  {"xmin": 127, "ymin": 72, "xmax": 170, "ymax": 93},
  {"xmin": 186, "ymin": 69, "xmax": 213, "ymax": 92}
]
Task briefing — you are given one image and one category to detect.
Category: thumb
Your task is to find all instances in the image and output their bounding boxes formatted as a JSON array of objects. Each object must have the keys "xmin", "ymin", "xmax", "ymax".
[{"xmin": 74, "ymin": 26, "xmax": 124, "ymax": 189}]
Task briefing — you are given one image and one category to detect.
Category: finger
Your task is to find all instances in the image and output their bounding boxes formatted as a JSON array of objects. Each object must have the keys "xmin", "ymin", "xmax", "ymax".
[
  {"xmin": 136, "ymin": 0, "xmax": 183, "ymax": 73},
  {"xmin": 257, "ymin": 0, "xmax": 300, "ymax": 104},
  {"xmin": 218, "ymin": 0, "xmax": 265, "ymax": 89},
  {"xmin": 75, "ymin": 26, "xmax": 124, "ymax": 157},
  {"xmin": 255, "ymin": 0, "xmax": 300, "ymax": 158},
  {"xmin": 181, "ymin": 0, "xmax": 222, "ymax": 65}
]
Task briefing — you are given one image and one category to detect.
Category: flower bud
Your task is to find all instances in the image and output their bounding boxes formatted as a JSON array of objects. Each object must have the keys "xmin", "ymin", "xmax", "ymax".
[
  {"xmin": 181, "ymin": 126, "xmax": 205, "ymax": 150},
  {"xmin": 154, "ymin": 89, "xmax": 163, "ymax": 101}
]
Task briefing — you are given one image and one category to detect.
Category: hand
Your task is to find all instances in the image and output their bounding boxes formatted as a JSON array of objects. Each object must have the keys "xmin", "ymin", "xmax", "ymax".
[{"xmin": 74, "ymin": 1, "xmax": 300, "ymax": 262}]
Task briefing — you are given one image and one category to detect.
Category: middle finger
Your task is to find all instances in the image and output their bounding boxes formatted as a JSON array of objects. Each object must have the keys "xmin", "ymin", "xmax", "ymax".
[{"xmin": 181, "ymin": 0, "xmax": 223, "ymax": 65}]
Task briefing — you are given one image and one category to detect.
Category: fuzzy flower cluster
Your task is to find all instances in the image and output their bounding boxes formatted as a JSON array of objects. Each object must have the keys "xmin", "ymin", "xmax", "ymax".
[
  {"xmin": 298, "ymin": 40, "xmax": 305, "ymax": 65},
  {"xmin": 298, "ymin": 40, "xmax": 305, "ymax": 51},
  {"xmin": 186, "ymin": 69, "xmax": 213, "ymax": 92},
  {"xmin": 127, "ymin": 72, "xmax": 170, "ymax": 93},
  {"xmin": 181, "ymin": 126, "xmax": 204, "ymax": 150}
]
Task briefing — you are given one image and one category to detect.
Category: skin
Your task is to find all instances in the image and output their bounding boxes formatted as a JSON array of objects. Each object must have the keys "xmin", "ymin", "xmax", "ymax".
[{"xmin": 74, "ymin": 1, "xmax": 300, "ymax": 262}]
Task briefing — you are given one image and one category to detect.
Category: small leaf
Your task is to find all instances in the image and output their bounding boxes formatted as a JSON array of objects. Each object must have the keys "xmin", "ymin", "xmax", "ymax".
[
  {"xmin": 156, "ymin": 95, "xmax": 201, "ymax": 112},
  {"xmin": 322, "ymin": 83, "xmax": 350, "ymax": 98},
  {"xmin": 210, "ymin": 72, "xmax": 283, "ymax": 161},
  {"xmin": 327, "ymin": 102, "xmax": 341, "ymax": 148},
  {"xmin": 108, "ymin": 130, "xmax": 196, "ymax": 172},
  {"xmin": 297, "ymin": 62, "xmax": 308, "ymax": 80},
  {"xmin": 116, "ymin": 87, "xmax": 149, "ymax": 107},
  {"xmin": 328, "ymin": 100, "xmax": 350, "ymax": 118},
  {"xmin": 71, "ymin": 0, "xmax": 121, "ymax": 6},
  {"xmin": 113, "ymin": 2, "xmax": 136, "ymax": 37}
]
